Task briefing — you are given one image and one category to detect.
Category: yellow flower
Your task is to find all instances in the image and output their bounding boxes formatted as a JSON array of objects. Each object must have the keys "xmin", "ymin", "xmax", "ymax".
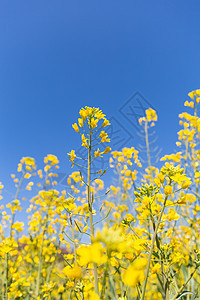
[
  {"xmin": 102, "ymin": 119, "xmax": 110, "ymax": 127},
  {"xmin": 158, "ymin": 173, "xmax": 165, "ymax": 183},
  {"xmin": 0, "ymin": 238, "xmax": 18, "ymax": 255},
  {"xmin": 122, "ymin": 258, "xmax": 147, "ymax": 287},
  {"xmin": 85, "ymin": 106, "xmax": 94, "ymax": 116},
  {"xmin": 67, "ymin": 150, "xmax": 76, "ymax": 167},
  {"xmin": 62, "ymin": 265, "xmax": 82, "ymax": 279},
  {"xmin": 94, "ymin": 148, "xmax": 102, "ymax": 158},
  {"xmin": 181, "ymin": 179, "xmax": 192, "ymax": 189},
  {"xmin": 188, "ymin": 89, "xmax": 200, "ymax": 100},
  {"xmin": 139, "ymin": 117, "xmax": 146, "ymax": 125},
  {"xmin": 188, "ymin": 91, "xmax": 195, "ymax": 99},
  {"xmin": 195, "ymin": 172, "xmax": 200, "ymax": 178},
  {"xmin": 104, "ymin": 146, "xmax": 111, "ymax": 154},
  {"xmin": 58, "ymin": 285, "xmax": 65, "ymax": 293},
  {"xmin": 78, "ymin": 118, "xmax": 83, "ymax": 127},
  {"xmin": 34, "ymin": 256, "xmax": 39, "ymax": 264},
  {"xmin": 184, "ymin": 100, "xmax": 194, "ymax": 108},
  {"xmin": 166, "ymin": 209, "xmax": 179, "ymax": 221},
  {"xmin": 125, "ymin": 170, "xmax": 131, "ymax": 177},
  {"xmin": 72, "ymin": 123, "xmax": 79, "ymax": 132},
  {"xmin": 94, "ymin": 110, "xmax": 105, "ymax": 120},
  {"xmin": 145, "ymin": 108, "xmax": 157, "ymax": 122},
  {"xmin": 160, "ymin": 152, "xmax": 182, "ymax": 163},
  {"xmin": 24, "ymin": 173, "xmax": 31, "ymax": 179},
  {"xmin": 77, "ymin": 242, "xmax": 106, "ymax": 266},
  {"xmin": 125, "ymin": 213, "xmax": 135, "ymax": 222},
  {"xmin": 44, "ymin": 154, "xmax": 59, "ymax": 166},
  {"xmin": 154, "ymin": 178, "xmax": 161, "ymax": 187},
  {"xmin": 94, "ymin": 226, "xmax": 131, "ymax": 253},
  {"xmin": 171, "ymin": 173, "xmax": 191, "ymax": 189},
  {"xmin": 90, "ymin": 117, "xmax": 98, "ymax": 128},
  {"xmin": 22, "ymin": 157, "xmax": 36, "ymax": 168},
  {"xmin": 81, "ymin": 134, "xmax": 88, "ymax": 148},
  {"xmin": 79, "ymin": 108, "xmax": 88, "ymax": 119},
  {"xmin": 164, "ymin": 185, "xmax": 173, "ymax": 196},
  {"xmin": 12, "ymin": 222, "xmax": 24, "ymax": 232},
  {"xmin": 17, "ymin": 163, "xmax": 22, "ymax": 172},
  {"xmin": 66, "ymin": 281, "xmax": 74, "ymax": 288},
  {"xmin": 152, "ymin": 263, "xmax": 161, "ymax": 274},
  {"xmin": 99, "ymin": 131, "xmax": 110, "ymax": 143}
]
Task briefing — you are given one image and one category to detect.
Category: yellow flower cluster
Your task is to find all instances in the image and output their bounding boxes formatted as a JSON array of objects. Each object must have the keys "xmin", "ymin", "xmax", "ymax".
[
  {"xmin": 68, "ymin": 106, "xmax": 111, "ymax": 169},
  {"xmin": 139, "ymin": 108, "xmax": 157, "ymax": 126},
  {"xmin": 1, "ymin": 93, "xmax": 200, "ymax": 299},
  {"xmin": 72, "ymin": 106, "xmax": 110, "ymax": 134}
]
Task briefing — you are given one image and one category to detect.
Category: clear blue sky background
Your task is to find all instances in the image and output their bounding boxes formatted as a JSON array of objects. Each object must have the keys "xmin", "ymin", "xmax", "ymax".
[{"xmin": 1, "ymin": 1, "xmax": 200, "ymax": 197}]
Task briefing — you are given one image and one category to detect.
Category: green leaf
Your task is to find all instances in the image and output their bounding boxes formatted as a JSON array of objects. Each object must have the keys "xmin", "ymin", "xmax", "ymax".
[{"xmin": 176, "ymin": 291, "xmax": 193, "ymax": 300}]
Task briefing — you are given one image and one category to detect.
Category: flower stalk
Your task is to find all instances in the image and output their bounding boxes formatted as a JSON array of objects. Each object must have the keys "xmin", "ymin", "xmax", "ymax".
[
  {"xmin": 140, "ymin": 196, "xmax": 168, "ymax": 300},
  {"xmin": 88, "ymin": 122, "xmax": 99, "ymax": 295}
]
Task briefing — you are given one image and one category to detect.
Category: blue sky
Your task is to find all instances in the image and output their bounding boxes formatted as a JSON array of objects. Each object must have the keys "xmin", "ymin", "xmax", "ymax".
[{"xmin": 1, "ymin": 1, "xmax": 200, "ymax": 197}]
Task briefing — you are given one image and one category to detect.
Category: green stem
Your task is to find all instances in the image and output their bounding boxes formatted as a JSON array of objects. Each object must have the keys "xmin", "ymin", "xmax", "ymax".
[
  {"xmin": 70, "ymin": 216, "xmax": 77, "ymax": 263},
  {"xmin": 35, "ymin": 212, "xmax": 49, "ymax": 297},
  {"xmin": 10, "ymin": 171, "xmax": 25, "ymax": 237},
  {"xmin": 144, "ymin": 120, "xmax": 151, "ymax": 169},
  {"xmin": 140, "ymin": 196, "xmax": 167, "ymax": 300},
  {"xmin": 4, "ymin": 253, "xmax": 8, "ymax": 300},
  {"xmin": 100, "ymin": 258, "xmax": 109, "ymax": 298},
  {"xmin": 150, "ymin": 210, "xmax": 169, "ymax": 298},
  {"xmin": 144, "ymin": 120, "xmax": 153, "ymax": 183},
  {"xmin": 149, "ymin": 212, "xmax": 166, "ymax": 295},
  {"xmin": 87, "ymin": 123, "xmax": 99, "ymax": 295}
]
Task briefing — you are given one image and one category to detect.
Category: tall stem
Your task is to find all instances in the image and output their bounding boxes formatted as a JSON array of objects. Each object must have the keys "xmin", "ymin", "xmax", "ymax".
[
  {"xmin": 36, "ymin": 212, "xmax": 48, "ymax": 297},
  {"xmin": 150, "ymin": 212, "xmax": 168, "ymax": 298},
  {"xmin": 70, "ymin": 216, "xmax": 77, "ymax": 263},
  {"xmin": 88, "ymin": 124, "xmax": 99, "ymax": 295},
  {"xmin": 140, "ymin": 196, "xmax": 167, "ymax": 300},
  {"xmin": 144, "ymin": 120, "xmax": 151, "ymax": 170},
  {"xmin": 10, "ymin": 171, "xmax": 25, "ymax": 237},
  {"xmin": 4, "ymin": 253, "xmax": 8, "ymax": 300},
  {"xmin": 144, "ymin": 120, "xmax": 153, "ymax": 183}
]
